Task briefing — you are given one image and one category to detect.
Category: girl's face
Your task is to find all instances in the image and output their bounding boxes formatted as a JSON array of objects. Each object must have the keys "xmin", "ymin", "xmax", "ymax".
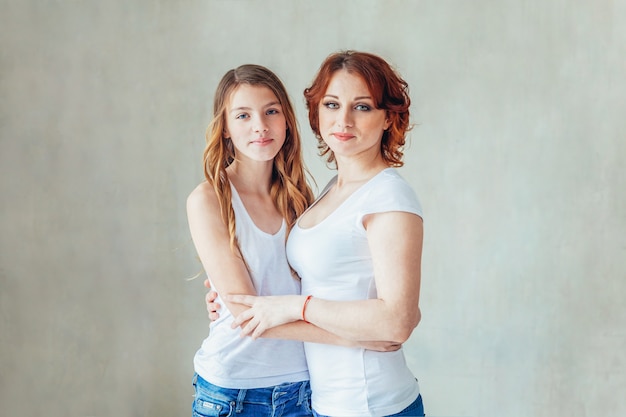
[
  {"xmin": 225, "ymin": 84, "xmax": 287, "ymax": 164},
  {"xmin": 317, "ymin": 69, "xmax": 390, "ymax": 162}
]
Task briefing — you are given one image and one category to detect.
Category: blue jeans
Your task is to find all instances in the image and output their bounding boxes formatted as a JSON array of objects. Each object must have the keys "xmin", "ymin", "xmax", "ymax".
[
  {"xmin": 312, "ymin": 394, "xmax": 424, "ymax": 417},
  {"xmin": 192, "ymin": 373, "xmax": 312, "ymax": 417}
]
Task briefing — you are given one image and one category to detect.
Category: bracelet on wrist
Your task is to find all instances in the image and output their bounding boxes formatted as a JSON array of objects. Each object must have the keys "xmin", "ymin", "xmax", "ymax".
[{"xmin": 302, "ymin": 295, "xmax": 313, "ymax": 323}]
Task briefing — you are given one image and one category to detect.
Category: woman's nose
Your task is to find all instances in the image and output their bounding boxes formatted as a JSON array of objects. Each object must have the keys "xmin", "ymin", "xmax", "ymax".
[{"xmin": 336, "ymin": 108, "xmax": 353, "ymax": 129}]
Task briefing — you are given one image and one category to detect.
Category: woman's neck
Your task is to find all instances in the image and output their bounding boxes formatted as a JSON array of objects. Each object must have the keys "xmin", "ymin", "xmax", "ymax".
[{"xmin": 334, "ymin": 154, "xmax": 388, "ymax": 188}]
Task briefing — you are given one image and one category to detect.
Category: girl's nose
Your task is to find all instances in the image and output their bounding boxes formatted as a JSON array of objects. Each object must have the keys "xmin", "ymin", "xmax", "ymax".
[{"xmin": 254, "ymin": 116, "xmax": 269, "ymax": 133}]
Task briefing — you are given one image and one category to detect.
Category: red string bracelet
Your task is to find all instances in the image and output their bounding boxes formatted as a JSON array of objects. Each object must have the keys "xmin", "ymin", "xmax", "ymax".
[{"xmin": 302, "ymin": 295, "xmax": 313, "ymax": 323}]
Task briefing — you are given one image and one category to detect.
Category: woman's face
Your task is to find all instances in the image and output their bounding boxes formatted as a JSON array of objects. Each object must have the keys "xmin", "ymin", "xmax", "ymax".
[
  {"xmin": 225, "ymin": 84, "xmax": 287, "ymax": 164},
  {"xmin": 317, "ymin": 69, "xmax": 390, "ymax": 162}
]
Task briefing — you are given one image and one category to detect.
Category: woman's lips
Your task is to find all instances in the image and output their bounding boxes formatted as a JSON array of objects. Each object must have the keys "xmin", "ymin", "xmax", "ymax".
[{"xmin": 332, "ymin": 133, "xmax": 355, "ymax": 141}]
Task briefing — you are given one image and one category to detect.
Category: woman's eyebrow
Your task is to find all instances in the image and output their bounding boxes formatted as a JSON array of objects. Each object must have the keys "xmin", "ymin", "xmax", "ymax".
[{"xmin": 322, "ymin": 94, "xmax": 372, "ymax": 101}]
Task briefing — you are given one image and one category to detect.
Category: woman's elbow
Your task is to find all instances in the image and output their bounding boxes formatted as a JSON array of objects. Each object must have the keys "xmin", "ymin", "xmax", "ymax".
[{"xmin": 392, "ymin": 308, "xmax": 422, "ymax": 343}]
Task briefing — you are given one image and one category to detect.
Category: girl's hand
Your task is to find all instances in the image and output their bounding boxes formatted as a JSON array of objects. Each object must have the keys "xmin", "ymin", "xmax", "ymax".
[
  {"xmin": 226, "ymin": 294, "xmax": 304, "ymax": 339},
  {"xmin": 204, "ymin": 279, "xmax": 220, "ymax": 321}
]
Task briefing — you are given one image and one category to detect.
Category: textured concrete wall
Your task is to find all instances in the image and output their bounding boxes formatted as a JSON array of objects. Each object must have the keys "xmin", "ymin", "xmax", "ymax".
[{"xmin": 1, "ymin": 1, "xmax": 624, "ymax": 416}]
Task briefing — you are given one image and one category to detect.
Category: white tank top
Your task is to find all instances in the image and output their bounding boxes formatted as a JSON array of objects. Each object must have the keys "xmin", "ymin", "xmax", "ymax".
[
  {"xmin": 193, "ymin": 183, "xmax": 309, "ymax": 389},
  {"xmin": 287, "ymin": 168, "xmax": 422, "ymax": 416}
]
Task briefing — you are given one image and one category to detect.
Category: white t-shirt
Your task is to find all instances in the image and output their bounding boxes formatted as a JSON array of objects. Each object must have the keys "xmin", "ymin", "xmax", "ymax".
[
  {"xmin": 287, "ymin": 168, "xmax": 422, "ymax": 416},
  {"xmin": 193, "ymin": 184, "xmax": 309, "ymax": 389}
]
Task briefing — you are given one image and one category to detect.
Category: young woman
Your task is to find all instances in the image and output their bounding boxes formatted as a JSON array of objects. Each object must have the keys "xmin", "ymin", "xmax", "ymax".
[
  {"xmin": 224, "ymin": 51, "xmax": 426, "ymax": 417},
  {"xmin": 186, "ymin": 64, "xmax": 315, "ymax": 417},
  {"xmin": 188, "ymin": 63, "xmax": 399, "ymax": 417}
]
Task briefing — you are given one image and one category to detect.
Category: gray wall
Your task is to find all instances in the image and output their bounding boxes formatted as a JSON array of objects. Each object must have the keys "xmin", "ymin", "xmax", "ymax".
[{"xmin": 1, "ymin": 1, "xmax": 624, "ymax": 416}]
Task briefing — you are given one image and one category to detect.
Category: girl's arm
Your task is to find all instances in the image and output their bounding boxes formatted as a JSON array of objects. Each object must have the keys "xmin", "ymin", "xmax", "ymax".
[
  {"xmin": 189, "ymin": 182, "xmax": 399, "ymax": 350},
  {"xmin": 187, "ymin": 182, "xmax": 258, "ymax": 319}
]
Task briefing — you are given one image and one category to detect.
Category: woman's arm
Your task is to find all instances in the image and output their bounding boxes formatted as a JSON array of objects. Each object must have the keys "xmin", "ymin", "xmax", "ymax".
[
  {"xmin": 190, "ymin": 182, "xmax": 399, "ymax": 350},
  {"xmin": 229, "ymin": 211, "xmax": 424, "ymax": 344},
  {"xmin": 260, "ymin": 320, "xmax": 403, "ymax": 352},
  {"xmin": 204, "ymin": 281, "xmax": 401, "ymax": 351}
]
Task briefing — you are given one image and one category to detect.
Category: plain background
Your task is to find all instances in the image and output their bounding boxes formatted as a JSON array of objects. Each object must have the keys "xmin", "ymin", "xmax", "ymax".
[{"xmin": 1, "ymin": 1, "xmax": 625, "ymax": 416}]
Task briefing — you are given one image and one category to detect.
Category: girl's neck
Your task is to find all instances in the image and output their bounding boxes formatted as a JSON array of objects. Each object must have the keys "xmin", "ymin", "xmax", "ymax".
[{"xmin": 226, "ymin": 160, "xmax": 273, "ymax": 195}]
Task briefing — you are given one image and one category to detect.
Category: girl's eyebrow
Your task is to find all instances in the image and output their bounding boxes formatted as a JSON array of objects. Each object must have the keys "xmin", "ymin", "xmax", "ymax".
[{"xmin": 229, "ymin": 101, "xmax": 281, "ymax": 113}]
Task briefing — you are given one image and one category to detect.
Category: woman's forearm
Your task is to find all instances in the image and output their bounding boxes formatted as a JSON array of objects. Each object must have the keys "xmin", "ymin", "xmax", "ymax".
[
  {"xmin": 259, "ymin": 320, "xmax": 402, "ymax": 351},
  {"xmin": 299, "ymin": 297, "xmax": 421, "ymax": 344}
]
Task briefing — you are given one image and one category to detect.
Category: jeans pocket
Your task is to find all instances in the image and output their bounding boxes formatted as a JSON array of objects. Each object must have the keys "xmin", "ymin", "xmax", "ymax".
[{"xmin": 193, "ymin": 396, "xmax": 232, "ymax": 417}]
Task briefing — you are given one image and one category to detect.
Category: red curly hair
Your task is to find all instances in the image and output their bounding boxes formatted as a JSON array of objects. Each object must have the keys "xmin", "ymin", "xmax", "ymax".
[{"xmin": 304, "ymin": 50, "xmax": 412, "ymax": 167}]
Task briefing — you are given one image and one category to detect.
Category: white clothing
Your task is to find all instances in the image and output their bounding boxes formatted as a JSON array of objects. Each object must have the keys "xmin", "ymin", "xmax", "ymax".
[
  {"xmin": 286, "ymin": 168, "xmax": 422, "ymax": 416},
  {"xmin": 193, "ymin": 184, "xmax": 309, "ymax": 389}
]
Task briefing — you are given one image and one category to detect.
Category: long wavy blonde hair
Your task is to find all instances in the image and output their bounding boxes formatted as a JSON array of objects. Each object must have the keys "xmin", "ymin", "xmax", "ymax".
[{"xmin": 203, "ymin": 64, "xmax": 314, "ymax": 257}]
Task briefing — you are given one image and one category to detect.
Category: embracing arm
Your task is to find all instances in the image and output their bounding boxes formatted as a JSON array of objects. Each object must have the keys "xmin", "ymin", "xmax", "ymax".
[
  {"xmin": 303, "ymin": 211, "xmax": 423, "ymax": 343},
  {"xmin": 259, "ymin": 316, "xmax": 402, "ymax": 351},
  {"xmin": 190, "ymin": 182, "xmax": 397, "ymax": 350},
  {"xmin": 187, "ymin": 182, "xmax": 258, "ymax": 318},
  {"xmin": 230, "ymin": 211, "xmax": 423, "ymax": 344},
  {"xmin": 204, "ymin": 282, "xmax": 401, "ymax": 351}
]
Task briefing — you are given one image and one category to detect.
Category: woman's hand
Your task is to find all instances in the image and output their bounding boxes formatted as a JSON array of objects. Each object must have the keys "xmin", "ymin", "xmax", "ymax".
[
  {"xmin": 226, "ymin": 294, "xmax": 305, "ymax": 339},
  {"xmin": 204, "ymin": 279, "xmax": 220, "ymax": 321},
  {"xmin": 357, "ymin": 340, "xmax": 402, "ymax": 352}
]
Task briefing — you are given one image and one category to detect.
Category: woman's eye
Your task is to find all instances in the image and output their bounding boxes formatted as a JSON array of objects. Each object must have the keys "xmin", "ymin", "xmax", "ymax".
[
  {"xmin": 355, "ymin": 104, "xmax": 371, "ymax": 111},
  {"xmin": 323, "ymin": 102, "xmax": 339, "ymax": 109}
]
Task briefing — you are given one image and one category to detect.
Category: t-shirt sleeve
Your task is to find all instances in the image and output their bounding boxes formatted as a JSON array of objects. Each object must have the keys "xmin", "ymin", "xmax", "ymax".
[{"xmin": 355, "ymin": 174, "xmax": 423, "ymax": 229}]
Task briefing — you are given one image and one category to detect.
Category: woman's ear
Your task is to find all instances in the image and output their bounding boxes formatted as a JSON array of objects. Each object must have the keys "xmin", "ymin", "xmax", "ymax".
[{"xmin": 384, "ymin": 114, "xmax": 392, "ymax": 131}]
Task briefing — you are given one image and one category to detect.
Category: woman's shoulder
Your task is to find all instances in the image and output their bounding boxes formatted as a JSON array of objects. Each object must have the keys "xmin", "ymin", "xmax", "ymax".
[
  {"xmin": 361, "ymin": 169, "xmax": 422, "ymax": 215},
  {"xmin": 370, "ymin": 168, "xmax": 416, "ymax": 194}
]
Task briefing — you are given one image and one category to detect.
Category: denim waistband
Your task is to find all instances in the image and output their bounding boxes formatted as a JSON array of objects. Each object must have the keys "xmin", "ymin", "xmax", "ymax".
[{"xmin": 193, "ymin": 373, "xmax": 310, "ymax": 412}]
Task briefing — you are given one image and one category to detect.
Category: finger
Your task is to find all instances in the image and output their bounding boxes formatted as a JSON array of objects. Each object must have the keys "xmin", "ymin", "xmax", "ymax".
[
  {"xmin": 225, "ymin": 294, "xmax": 254, "ymax": 306},
  {"xmin": 239, "ymin": 318, "xmax": 256, "ymax": 337},
  {"xmin": 209, "ymin": 312, "xmax": 219, "ymax": 321},
  {"xmin": 206, "ymin": 302, "xmax": 220, "ymax": 314},
  {"xmin": 251, "ymin": 323, "xmax": 266, "ymax": 340},
  {"xmin": 230, "ymin": 309, "xmax": 254, "ymax": 329},
  {"xmin": 208, "ymin": 291, "xmax": 218, "ymax": 301},
  {"xmin": 203, "ymin": 279, "xmax": 211, "ymax": 289}
]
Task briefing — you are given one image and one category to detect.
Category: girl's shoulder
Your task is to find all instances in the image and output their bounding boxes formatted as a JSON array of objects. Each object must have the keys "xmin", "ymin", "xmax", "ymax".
[{"xmin": 187, "ymin": 181, "xmax": 221, "ymax": 217}]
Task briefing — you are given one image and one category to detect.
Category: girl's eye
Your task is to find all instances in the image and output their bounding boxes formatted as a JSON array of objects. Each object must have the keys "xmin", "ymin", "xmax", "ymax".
[
  {"xmin": 323, "ymin": 101, "xmax": 339, "ymax": 109},
  {"xmin": 355, "ymin": 104, "xmax": 371, "ymax": 111},
  {"xmin": 235, "ymin": 113, "xmax": 249, "ymax": 120},
  {"xmin": 266, "ymin": 108, "xmax": 280, "ymax": 115}
]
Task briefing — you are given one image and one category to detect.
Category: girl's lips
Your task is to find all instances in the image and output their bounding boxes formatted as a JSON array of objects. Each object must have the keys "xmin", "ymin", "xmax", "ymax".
[{"xmin": 251, "ymin": 138, "xmax": 273, "ymax": 145}]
